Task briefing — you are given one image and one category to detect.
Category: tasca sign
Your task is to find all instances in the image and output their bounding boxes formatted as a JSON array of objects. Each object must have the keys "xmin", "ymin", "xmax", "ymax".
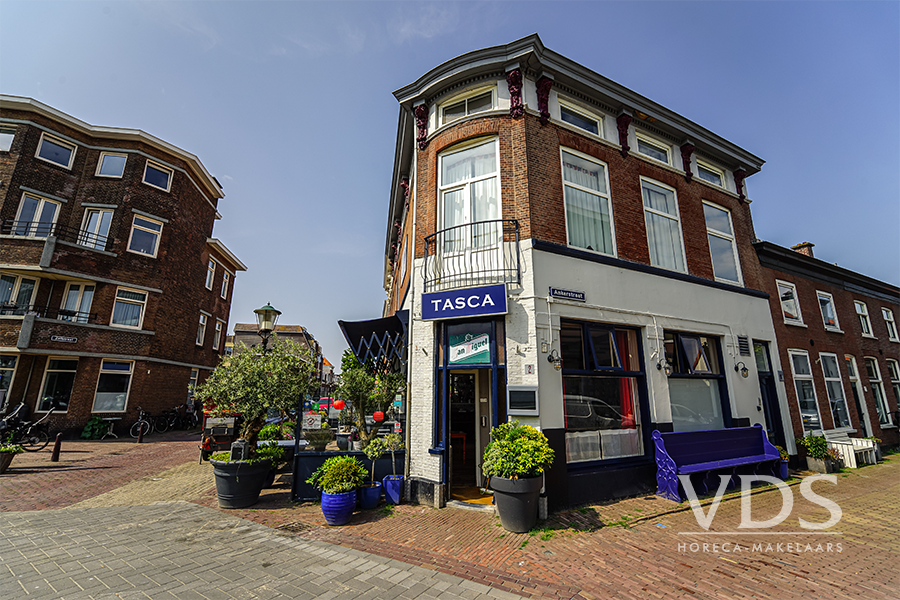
[{"xmin": 422, "ymin": 284, "xmax": 507, "ymax": 321}]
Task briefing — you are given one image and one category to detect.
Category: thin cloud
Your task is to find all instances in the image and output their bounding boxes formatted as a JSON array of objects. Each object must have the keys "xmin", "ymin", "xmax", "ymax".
[
  {"xmin": 394, "ymin": 4, "xmax": 460, "ymax": 43},
  {"xmin": 137, "ymin": 2, "xmax": 220, "ymax": 51}
]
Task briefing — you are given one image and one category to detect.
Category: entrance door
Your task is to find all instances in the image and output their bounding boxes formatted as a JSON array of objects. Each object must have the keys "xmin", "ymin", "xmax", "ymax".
[
  {"xmin": 448, "ymin": 369, "xmax": 492, "ymax": 493},
  {"xmin": 754, "ymin": 341, "xmax": 785, "ymax": 447}
]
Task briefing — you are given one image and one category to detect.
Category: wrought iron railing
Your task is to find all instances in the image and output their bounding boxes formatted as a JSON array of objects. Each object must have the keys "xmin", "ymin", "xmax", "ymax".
[
  {"xmin": 0, "ymin": 303, "xmax": 97, "ymax": 323},
  {"xmin": 0, "ymin": 220, "xmax": 110, "ymax": 251},
  {"xmin": 423, "ymin": 219, "xmax": 520, "ymax": 293}
]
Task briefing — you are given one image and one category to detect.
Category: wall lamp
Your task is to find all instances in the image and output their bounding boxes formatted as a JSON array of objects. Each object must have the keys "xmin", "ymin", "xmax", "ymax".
[
  {"xmin": 547, "ymin": 349, "xmax": 562, "ymax": 371},
  {"xmin": 734, "ymin": 361, "xmax": 750, "ymax": 378},
  {"xmin": 657, "ymin": 358, "xmax": 673, "ymax": 377}
]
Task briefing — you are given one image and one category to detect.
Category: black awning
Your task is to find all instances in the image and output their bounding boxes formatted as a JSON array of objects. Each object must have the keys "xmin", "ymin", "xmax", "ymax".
[{"xmin": 338, "ymin": 310, "xmax": 408, "ymax": 373}]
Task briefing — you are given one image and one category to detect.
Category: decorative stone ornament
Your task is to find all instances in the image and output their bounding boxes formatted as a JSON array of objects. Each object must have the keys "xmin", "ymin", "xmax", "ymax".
[
  {"xmin": 680, "ymin": 142, "xmax": 695, "ymax": 182},
  {"xmin": 506, "ymin": 69, "xmax": 524, "ymax": 119},
  {"xmin": 616, "ymin": 112, "xmax": 632, "ymax": 158},
  {"xmin": 414, "ymin": 104, "xmax": 429, "ymax": 150},
  {"xmin": 536, "ymin": 76, "xmax": 553, "ymax": 125},
  {"xmin": 733, "ymin": 168, "xmax": 747, "ymax": 202}
]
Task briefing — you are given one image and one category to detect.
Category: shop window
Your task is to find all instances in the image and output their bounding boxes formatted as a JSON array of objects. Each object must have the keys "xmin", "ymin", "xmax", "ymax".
[
  {"xmin": 92, "ymin": 360, "xmax": 133, "ymax": 412},
  {"xmin": 664, "ymin": 331, "xmax": 730, "ymax": 432},
  {"xmin": 38, "ymin": 359, "xmax": 78, "ymax": 412}
]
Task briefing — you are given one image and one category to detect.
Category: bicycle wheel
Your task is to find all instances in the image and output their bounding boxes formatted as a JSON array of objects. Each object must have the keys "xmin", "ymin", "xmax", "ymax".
[
  {"xmin": 22, "ymin": 429, "xmax": 50, "ymax": 451},
  {"xmin": 154, "ymin": 416, "xmax": 169, "ymax": 434},
  {"xmin": 130, "ymin": 420, "xmax": 150, "ymax": 438}
]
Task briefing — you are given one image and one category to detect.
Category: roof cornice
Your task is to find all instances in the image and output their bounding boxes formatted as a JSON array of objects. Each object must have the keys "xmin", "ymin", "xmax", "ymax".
[{"xmin": 206, "ymin": 238, "xmax": 247, "ymax": 272}]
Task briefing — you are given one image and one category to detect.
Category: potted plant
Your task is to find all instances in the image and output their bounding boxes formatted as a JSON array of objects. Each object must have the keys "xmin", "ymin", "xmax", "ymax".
[
  {"xmin": 866, "ymin": 436, "xmax": 883, "ymax": 461},
  {"xmin": 336, "ymin": 350, "xmax": 404, "ymax": 449},
  {"xmin": 774, "ymin": 445, "xmax": 790, "ymax": 479},
  {"xmin": 0, "ymin": 440, "xmax": 24, "ymax": 474},
  {"xmin": 349, "ymin": 428, "xmax": 361, "ymax": 451},
  {"xmin": 194, "ymin": 338, "xmax": 320, "ymax": 509},
  {"xmin": 306, "ymin": 455, "xmax": 367, "ymax": 525},
  {"xmin": 482, "ymin": 421, "xmax": 555, "ymax": 533},
  {"xmin": 303, "ymin": 425, "xmax": 334, "ymax": 452},
  {"xmin": 380, "ymin": 433, "xmax": 405, "ymax": 504},
  {"xmin": 360, "ymin": 437, "xmax": 385, "ymax": 509},
  {"xmin": 796, "ymin": 433, "xmax": 833, "ymax": 473}
]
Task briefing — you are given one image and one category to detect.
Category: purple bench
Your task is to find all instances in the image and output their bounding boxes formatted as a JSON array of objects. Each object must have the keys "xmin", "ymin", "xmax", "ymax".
[{"xmin": 653, "ymin": 425, "xmax": 780, "ymax": 502}]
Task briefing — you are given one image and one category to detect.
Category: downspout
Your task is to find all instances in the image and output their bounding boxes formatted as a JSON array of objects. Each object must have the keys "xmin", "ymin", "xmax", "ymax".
[{"xmin": 404, "ymin": 174, "xmax": 416, "ymax": 482}]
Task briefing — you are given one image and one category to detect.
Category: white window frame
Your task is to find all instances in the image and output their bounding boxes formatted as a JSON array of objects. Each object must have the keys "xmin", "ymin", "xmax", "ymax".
[
  {"xmin": 0, "ymin": 125, "xmax": 15, "ymax": 152},
  {"xmin": 635, "ymin": 131, "xmax": 671, "ymax": 165},
  {"xmin": 14, "ymin": 192, "xmax": 61, "ymax": 238},
  {"xmin": 439, "ymin": 86, "xmax": 497, "ymax": 126},
  {"xmin": 507, "ymin": 384, "xmax": 540, "ymax": 417},
  {"xmin": 558, "ymin": 100, "xmax": 604, "ymax": 138},
  {"xmin": 110, "ymin": 287, "xmax": 147, "ymax": 329},
  {"xmin": 205, "ymin": 259, "xmax": 216, "ymax": 290},
  {"xmin": 0, "ymin": 354, "xmax": 17, "ymax": 413},
  {"xmin": 59, "ymin": 282, "xmax": 95, "ymax": 323},
  {"xmin": 37, "ymin": 357, "xmax": 79, "ymax": 412},
  {"xmin": 214, "ymin": 320, "xmax": 224, "ymax": 351},
  {"xmin": 189, "ymin": 368, "xmax": 199, "ymax": 399},
  {"xmin": 126, "ymin": 214, "xmax": 163, "ymax": 258},
  {"xmin": 561, "ymin": 147, "xmax": 616, "ymax": 257},
  {"xmin": 696, "ymin": 159, "xmax": 725, "ymax": 188},
  {"xmin": 197, "ymin": 313, "xmax": 208, "ymax": 346},
  {"xmin": 819, "ymin": 352, "xmax": 851, "ymax": 430},
  {"xmin": 788, "ymin": 349, "xmax": 823, "ymax": 434},
  {"xmin": 640, "ymin": 177, "xmax": 686, "ymax": 273},
  {"xmin": 221, "ymin": 271, "xmax": 230, "ymax": 299},
  {"xmin": 855, "ymin": 301, "xmax": 874, "ymax": 337},
  {"xmin": 142, "ymin": 159, "xmax": 173, "ymax": 192},
  {"xmin": 35, "ymin": 132, "xmax": 76, "ymax": 169},
  {"xmin": 0, "ymin": 272, "xmax": 38, "ymax": 313},
  {"xmin": 91, "ymin": 360, "xmax": 134, "ymax": 413},
  {"xmin": 887, "ymin": 359, "xmax": 900, "ymax": 408},
  {"xmin": 702, "ymin": 200, "xmax": 743, "ymax": 285},
  {"xmin": 776, "ymin": 280, "xmax": 804, "ymax": 326},
  {"xmin": 882, "ymin": 308, "xmax": 898, "ymax": 342},
  {"xmin": 399, "ymin": 234, "xmax": 408, "ymax": 284},
  {"xmin": 437, "ymin": 137, "xmax": 503, "ymax": 250},
  {"xmin": 864, "ymin": 357, "xmax": 892, "ymax": 426},
  {"xmin": 95, "ymin": 152, "xmax": 127, "ymax": 178},
  {"xmin": 79, "ymin": 208, "xmax": 113, "ymax": 250},
  {"xmin": 817, "ymin": 291, "xmax": 842, "ymax": 332}
]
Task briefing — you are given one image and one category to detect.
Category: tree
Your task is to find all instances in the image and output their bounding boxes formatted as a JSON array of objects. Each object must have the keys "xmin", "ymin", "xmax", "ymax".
[
  {"xmin": 194, "ymin": 337, "xmax": 319, "ymax": 448},
  {"xmin": 336, "ymin": 349, "xmax": 404, "ymax": 447}
]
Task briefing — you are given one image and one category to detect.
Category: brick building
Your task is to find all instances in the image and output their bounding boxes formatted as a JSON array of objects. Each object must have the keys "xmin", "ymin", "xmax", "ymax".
[
  {"xmin": 754, "ymin": 240, "xmax": 900, "ymax": 450},
  {"xmin": 0, "ymin": 95, "xmax": 245, "ymax": 435},
  {"xmin": 348, "ymin": 35, "xmax": 795, "ymax": 509}
]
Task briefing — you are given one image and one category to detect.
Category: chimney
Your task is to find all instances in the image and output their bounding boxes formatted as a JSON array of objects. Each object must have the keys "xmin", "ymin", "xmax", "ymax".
[{"xmin": 791, "ymin": 242, "xmax": 815, "ymax": 258}]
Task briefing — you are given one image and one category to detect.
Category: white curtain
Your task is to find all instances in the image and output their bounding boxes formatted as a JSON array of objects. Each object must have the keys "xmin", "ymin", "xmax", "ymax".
[
  {"xmin": 563, "ymin": 152, "xmax": 612, "ymax": 254},
  {"xmin": 643, "ymin": 182, "xmax": 684, "ymax": 271}
]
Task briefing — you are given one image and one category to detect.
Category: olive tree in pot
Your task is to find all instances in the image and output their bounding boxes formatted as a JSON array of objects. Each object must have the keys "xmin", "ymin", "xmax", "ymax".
[
  {"xmin": 360, "ymin": 437, "xmax": 386, "ymax": 509},
  {"xmin": 380, "ymin": 433, "xmax": 405, "ymax": 504},
  {"xmin": 482, "ymin": 421, "xmax": 555, "ymax": 533},
  {"xmin": 306, "ymin": 455, "xmax": 367, "ymax": 525},
  {"xmin": 336, "ymin": 350, "xmax": 404, "ymax": 450},
  {"xmin": 194, "ymin": 338, "xmax": 319, "ymax": 509}
]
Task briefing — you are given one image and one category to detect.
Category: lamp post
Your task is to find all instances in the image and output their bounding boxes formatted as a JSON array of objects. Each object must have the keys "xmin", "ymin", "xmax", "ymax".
[{"xmin": 253, "ymin": 302, "xmax": 281, "ymax": 353}]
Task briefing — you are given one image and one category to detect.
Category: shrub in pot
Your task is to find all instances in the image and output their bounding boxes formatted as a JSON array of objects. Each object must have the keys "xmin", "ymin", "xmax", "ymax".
[
  {"xmin": 796, "ymin": 434, "xmax": 833, "ymax": 473},
  {"xmin": 306, "ymin": 455, "xmax": 367, "ymax": 525},
  {"xmin": 360, "ymin": 438, "xmax": 386, "ymax": 509},
  {"xmin": 303, "ymin": 428, "xmax": 334, "ymax": 452},
  {"xmin": 482, "ymin": 421, "xmax": 555, "ymax": 533},
  {"xmin": 774, "ymin": 445, "xmax": 790, "ymax": 479},
  {"xmin": 0, "ymin": 441, "xmax": 24, "ymax": 474},
  {"xmin": 380, "ymin": 433, "xmax": 405, "ymax": 504}
]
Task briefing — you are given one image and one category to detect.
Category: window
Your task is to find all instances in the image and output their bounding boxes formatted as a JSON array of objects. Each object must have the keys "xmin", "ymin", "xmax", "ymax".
[
  {"xmin": 127, "ymin": 215, "xmax": 163, "ymax": 257},
  {"xmin": 213, "ymin": 320, "xmax": 224, "ymax": 351},
  {"xmin": 0, "ymin": 355, "xmax": 17, "ymax": 412},
  {"xmin": 0, "ymin": 273, "xmax": 37, "ymax": 315},
  {"xmin": 205, "ymin": 260, "xmax": 216, "ymax": 290},
  {"xmin": 635, "ymin": 133, "xmax": 670, "ymax": 164},
  {"xmin": 111, "ymin": 288, "xmax": 147, "ymax": 329},
  {"xmin": 820, "ymin": 353, "xmax": 850, "ymax": 429},
  {"xmin": 439, "ymin": 138, "xmax": 501, "ymax": 251},
  {"xmin": 882, "ymin": 308, "xmax": 898, "ymax": 342},
  {"xmin": 562, "ymin": 149, "xmax": 615, "ymax": 255},
  {"xmin": 864, "ymin": 358, "xmax": 892, "ymax": 426},
  {"xmin": 14, "ymin": 193, "xmax": 60, "ymax": 237},
  {"xmin": 887, "ymin": 360, "xmax": 900, "ymax": 405},
  {"xmin": 777, "ymin": 280, "xmax": 803, "ymax": 325},
  {"xmin": 142, "ymin": 160, "xmax": 173, "ymax": 192},
  {"xmin": 559, "ymin": 102, "xmax": 602, "ymax": 136},
  {"xmin": 789, "ymin": 349, "xmax": 823, "ymax": 433},
  {"xmin": 817, "ymin": 292, "xmax": 841, "ymax": 332},
  {"xmin": 197, "ymin": 314, "xmax": 207, "ymax": 346},
  {"xmin": 60, "ymin": 283, "xmax": 95, "ymax": 323},
  {"xmin": 703, "ymin": 202, "xmax": 742, "ymax": 284},
  {"xmin": 92, "ymin": 360, "xmax": 133, "ymax": 412},
  {"xmin": 440, "ymin": 88, "xmax": 495, "ymax": 125},
  {"xmin": 696, "ymin": 161, "xmax": 725, "ymax": 187},
  {"xmin": 642, "ymin": 178, "xmax": 685, "ymax": 272},
  {"xmin": 188, "ymin": 368, "xmax": 199, "ymax": 399},
  {"xmin": 95, "ymin": 152, "xmax": 127, "ymax": 178},
  {"xmin": 35, "ymin": 132, "xmax": 76, "ymax": 169},
  {"xmin": 561, "ymin": 321, "xmax": 644, "ymax": 462},
  {"xmin": 0, "ymin": 126, "xmax": 15, "ymax": 152},
  {"xmin": 664, "ymin": 331, "xmax": 730, "ymax": 432},
  {"xmin": 507, "ymin": 385, "xmax": 539, "ymax": 417},
  {"xmin": 855, "ymin": 301, "xmax": 873, "ymax": 337},
  {"xmin": 221, "ymin": 271, "xmax": 230, "ymax": 299},
  {"xmin": 79, "ymin": 209, "xmax": 113, "ymax": 251},
  {"xmin": 38, "ymin": 359, "xmax": 78, "ymax": 412}
]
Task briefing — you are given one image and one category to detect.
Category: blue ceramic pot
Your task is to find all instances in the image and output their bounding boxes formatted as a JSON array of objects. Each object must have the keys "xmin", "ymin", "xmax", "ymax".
[
  {"xmin": 383, "ymin": 475, "xmax": 404, "ymax": 505},
  {"xmin": 321, "ymin": 490, "xmax": 356, "ymax": 526},
  {"xmin": 358, "ymin": 483, "xmax": 382, "ymax": 509},
  {"xmin": 779, "ymin": 460, "xmax": 789, "ymax": 480}
]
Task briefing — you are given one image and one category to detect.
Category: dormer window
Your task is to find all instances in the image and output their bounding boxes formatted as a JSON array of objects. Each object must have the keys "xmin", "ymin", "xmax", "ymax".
[
  {"xmin": 696, "ymin": 160, "xmax": 725, "ymax": 187},
  {"xmin": 440, "ymin": 88, "xmax": 495, "ymax": 126},
  {"xmin": 635, "ymin": 133, "xmax": 670, "ymax": 165}
]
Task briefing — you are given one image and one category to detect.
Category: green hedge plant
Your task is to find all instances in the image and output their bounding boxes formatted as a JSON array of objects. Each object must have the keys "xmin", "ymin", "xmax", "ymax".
[
  {"xmin": 796, "ymin": 434, "xmax": 829, "ymax": 460},
  {"xmin": 482, "ymin": 421, "xmax": 555, "ymax": 480},
  {"xmin": 306, "ymin": 455, "xmax": 367, "ymax": 494}
]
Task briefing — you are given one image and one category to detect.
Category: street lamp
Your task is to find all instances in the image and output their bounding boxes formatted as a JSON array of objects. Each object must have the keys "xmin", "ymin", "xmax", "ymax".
[{"xmin": 253, "ymin": 302, "xmax": 281, "ymax": 352}]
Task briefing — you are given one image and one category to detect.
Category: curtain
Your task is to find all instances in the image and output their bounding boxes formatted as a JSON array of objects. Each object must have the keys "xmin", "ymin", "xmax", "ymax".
[
  {"xmin": 113, "ymin": 301, "xmax": 142, "ymax": 327},
  {"xmin": 563, "ymin": 153, "xmax": 612, "ymax": 254},
  {"xmin": 471, "ymin": 177, "xmax": 498, "ymax": 247},
  {"xmin": 441, "ymin": 141, "xmax": 496, "ymax": 185}
]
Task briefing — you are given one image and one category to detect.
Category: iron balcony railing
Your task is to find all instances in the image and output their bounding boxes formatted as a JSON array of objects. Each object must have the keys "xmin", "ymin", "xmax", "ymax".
[
  {"xmin": 423, "ymin": 219, "xmax": 520, "ymax": 293},
  {"xmin": 0, "ymin": 220, "xmax": 111, "ymax": 252},
  {"xmin": 0, "ymin": 303, "xmax": 98, "ymax": 324}
]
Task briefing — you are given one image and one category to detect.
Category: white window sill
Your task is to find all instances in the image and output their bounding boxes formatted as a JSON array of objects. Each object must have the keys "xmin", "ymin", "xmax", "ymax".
[
  {"xmin": 824, "ymin": 327, "xmax": 844, "ymax": 334},
  {"xmin": 889, "ymin": 338, "xmax": 900, "ymax": 344},
  {"xmin": 879, "ymin": 424, "xmax": 897, "ymax": 430},
  {"xmin": 785, "ymin": 321, "xmax": 807, "ymax": 328}
]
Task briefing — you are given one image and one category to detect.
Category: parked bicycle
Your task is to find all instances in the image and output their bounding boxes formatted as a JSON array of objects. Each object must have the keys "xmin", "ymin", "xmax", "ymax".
[
  {"xmin": 0, "ymin": 402, "xmax": 56, "ymax": 451},
  {"xmin": 129, "ymin": 407, "xmax": 169, "ymax": 438}
]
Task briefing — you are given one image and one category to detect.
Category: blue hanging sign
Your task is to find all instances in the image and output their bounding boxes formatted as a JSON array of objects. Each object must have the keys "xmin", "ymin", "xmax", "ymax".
[{"xmin": 422, "ymin": 284, "xmax": 507, "ymax": 321}]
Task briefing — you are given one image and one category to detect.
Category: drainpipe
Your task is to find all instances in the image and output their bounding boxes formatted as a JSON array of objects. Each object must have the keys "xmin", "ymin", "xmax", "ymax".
[{"xmin": 404, "ymin": 176, "xmax": 416, "ymax": 485}]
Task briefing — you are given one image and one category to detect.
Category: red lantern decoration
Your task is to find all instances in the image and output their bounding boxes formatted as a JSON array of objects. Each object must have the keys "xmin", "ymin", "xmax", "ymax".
[
  {"xmin": 373, "ymin": 411, "xmax": 384, "ymax": 423},
  {"xmin": 333, "ymin": 399, "xmax": 345, "ymax": 411}
]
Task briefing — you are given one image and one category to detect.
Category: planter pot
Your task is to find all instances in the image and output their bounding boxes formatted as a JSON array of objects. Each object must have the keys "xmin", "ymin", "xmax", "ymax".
[
  {"xmin": 805, "ymin": 456, "xmax": 833, "ymax": 474},
  {"xmin": 489, "ymin": 476, "xmax": 543, "ymax": 533},
  {"xmin": 779, "ymin": 460, "xmax": 789, "ymax": 480},
  {"xmin": 383, "ymin": 475, "xmax": 404, "ymax": 504},
  {"xmin": 263, "ymin": 468, "xmax": 277, "ymax": 489},
  {"xmin": 874, "ymin": 442, "xmax": 883, "ymax": 462},
  {"xmin": 336, "ymin": 433, "xmax": 350, "ymax": 451},
  {"xmin": 210, "ymin": 458, "xmax": 272, "ymax": 509},
  {"xmin": 358, "ymin": 482, "xmax": 382, "ymax": 509},
  {"xmin": 0, "ymin": 452, "xmax": 16, "ymax": 474},
  {"xmin": 321, "ymin": 490, "xmax": 357, "ymax": 526}
]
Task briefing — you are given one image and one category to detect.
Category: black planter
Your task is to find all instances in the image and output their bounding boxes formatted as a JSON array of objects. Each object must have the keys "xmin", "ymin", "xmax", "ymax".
[
  {"xmin": 489, "ymin": 476, "xmax": 543, "ymax": 533},
  {"xmin": 210, "ymin": 458, "xmax": 272, "ymax": 509}
]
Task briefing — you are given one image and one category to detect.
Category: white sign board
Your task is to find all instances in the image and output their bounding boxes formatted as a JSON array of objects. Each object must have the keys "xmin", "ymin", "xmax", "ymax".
[{"xmin": 303, "ymin": 414, "xmax": 322, "ymax": 430}]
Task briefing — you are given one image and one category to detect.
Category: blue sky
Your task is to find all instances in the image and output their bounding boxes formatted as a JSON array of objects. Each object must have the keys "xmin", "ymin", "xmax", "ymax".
[{"xmin": 2, "ymin": 1, "xmax": 897, "ymax": 365}]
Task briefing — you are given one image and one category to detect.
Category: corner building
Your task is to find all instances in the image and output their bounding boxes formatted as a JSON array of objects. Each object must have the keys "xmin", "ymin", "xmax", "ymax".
[
  {"xmin": 0, "ymin": 96, "xmax": 245, "ymax": 434},
  {"xmin": 381, "ymin": 36, "xmax": 793, "ymax": 510}
]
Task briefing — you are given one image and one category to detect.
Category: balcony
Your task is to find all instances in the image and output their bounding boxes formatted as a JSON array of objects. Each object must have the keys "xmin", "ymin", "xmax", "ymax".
[
  {"xmin": 0, "ymin": 220, "xmax": 110, "ymax": 252},
  {"xmin": 423, "ymin": 219, "xmax": 520, "ymax": 293},
  {"xmin": 0, "ymin": 303, "xmax": 98, "ymax": 324}
]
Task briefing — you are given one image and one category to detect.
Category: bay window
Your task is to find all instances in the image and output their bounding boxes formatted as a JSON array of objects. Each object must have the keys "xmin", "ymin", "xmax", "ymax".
[
  {"xmin": 642, "ymin": 178, "xmax": 685, "ymax": 272},
  {"xmin": 562, "ymin": 149, "xmax": 615, "ymax": 255}
]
